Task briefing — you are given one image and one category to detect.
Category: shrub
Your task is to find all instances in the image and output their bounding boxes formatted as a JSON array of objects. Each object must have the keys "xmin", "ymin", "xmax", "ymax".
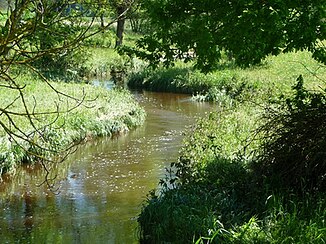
[{"xmin": 255, "ymin": 75, "xmax": 326, "ymax": 192}]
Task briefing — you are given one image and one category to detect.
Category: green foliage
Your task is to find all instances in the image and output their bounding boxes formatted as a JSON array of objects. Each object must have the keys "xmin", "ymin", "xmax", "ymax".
[
  {"xmin": 0, "ymin": 0, "xmax": 140, "ymax": 81},
  {"xmin": 198, "ymin": 193, "xmax": 326, "ymax": 244},
  {"xmin": 0, "ymin": 0, "xmax": 146, "ymax": 172},
  {"xmin": 138, "ymin": 99, "xmax": 326, "ymax": 242},
  {"xmin": 0, "ymin": 0, "xmax": 93, "ymax": 80},
  {"xmin": 312, "ymin": 44, "xmax": 326, "ymax": 64},
  {"xmin": 84, "ymin": 42, "xmax": 147, "ymax": 81},
  {"xmin": 34, "ymin": 45, "xmax": 91, "ymax": 81},
  {"xmin": 121, "ymin": 0, "xmax": 326, "ymax": 72},
  {"xmin": 128, "ymin": 65, "xmax": 256, "ymax": 105},
  {"xmin": 138, "ymin": 105, "xmax": 262, "ymax": 242},
  {"xmin": 83, "ymin": 29, "xmax": 115, "ymax": 48},
  {"xmin": 139, "ymin": 187, "xmax": 217, "ymax": 243},
  {"xmin": 174, "ymin": 110, "xmax": 258, "ymax": 184},
  {"xmin": 127, "ymin": 51, "xmax": 326, "ymax": 107},
  {"xmin": 139, "ymin": 159, "xmax": 253, "ymax": 243},
  {"xmin": 128, "ymin": 6, "xmax": 151, "ymax": 34},
  {"xmin": 255, "ymin": 76, "xmax": 326, "ymax": 192},
  {"xmin": 137, "ymin": 61, "xmax": 326, "ymax": 243},
  {"xmin": 128, "ymin": 66, "xmax": 203, "ymax": 93}
]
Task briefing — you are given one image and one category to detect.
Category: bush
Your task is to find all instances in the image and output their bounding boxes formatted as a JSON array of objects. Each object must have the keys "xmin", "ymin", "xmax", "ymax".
[{"xmin": 255, "ymin": 75, "xmax": 326, "ymax": 192}]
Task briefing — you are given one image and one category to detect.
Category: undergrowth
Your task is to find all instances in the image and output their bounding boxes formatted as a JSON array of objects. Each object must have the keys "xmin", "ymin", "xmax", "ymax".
[{"xmin": 254, "ymin": 75, "xmax": 326, "ymax": 193}]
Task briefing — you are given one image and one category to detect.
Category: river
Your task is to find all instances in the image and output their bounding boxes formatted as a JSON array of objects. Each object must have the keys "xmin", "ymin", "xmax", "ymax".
[{"xmin": 0, "ymin": 90, "xmax": 214, "ymax": 243}]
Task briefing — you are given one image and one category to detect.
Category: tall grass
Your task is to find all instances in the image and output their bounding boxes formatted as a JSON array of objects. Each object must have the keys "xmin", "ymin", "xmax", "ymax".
[
  {"xmin": 82, "ymin": 23, "xmax": 144, "ymax": 79},
  {"xmin": 0, "ymin": 24, "xmax": 147, "ymax": 174},
  {"xmin": 195, "ymin": 193, "xmax": 326, "ymax": 243},
  {"xmin": 139, "ymin": 103, "xmax": 326, "ymax": 242}
]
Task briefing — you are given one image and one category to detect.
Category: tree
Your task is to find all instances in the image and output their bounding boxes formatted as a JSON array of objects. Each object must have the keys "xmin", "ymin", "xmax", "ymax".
[
  {"xmin": 0, "ymin": 0, "xmax": 130, "ymax": 183},
  {"xmin": 112, "ymin": 0, "xmax": 134, "ymax": 47},
  {"xmin": 123, "ymin": 0, "xmax": 326, "ymax": 72},
  {"xmin": 84, "ymin": 0, "xmax": 134, "ymax": 47},
  {"xmin": 128, "ymin": 2, "xmax": 148, "ymax": 33}
]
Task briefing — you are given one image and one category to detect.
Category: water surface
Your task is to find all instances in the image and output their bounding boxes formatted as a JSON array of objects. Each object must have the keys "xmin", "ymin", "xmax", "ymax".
[{"xmin": 0, "ymin": 91, "xmax": 214, "ymax": 243}]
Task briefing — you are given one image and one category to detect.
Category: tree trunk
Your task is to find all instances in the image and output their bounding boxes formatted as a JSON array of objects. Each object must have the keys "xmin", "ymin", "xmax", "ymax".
[
  {"xmin": 115, "ymin": 7, "xmax": 126, "ymax": 48},
  {"xmin": 100, "ymin": 14, "xmax": 105, "ymax": 32}
]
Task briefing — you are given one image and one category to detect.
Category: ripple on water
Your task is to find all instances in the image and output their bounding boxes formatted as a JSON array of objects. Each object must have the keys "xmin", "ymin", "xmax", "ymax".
[{"xmin": 0, "ymin": 91, "xmax": 214, "ymax": 243}]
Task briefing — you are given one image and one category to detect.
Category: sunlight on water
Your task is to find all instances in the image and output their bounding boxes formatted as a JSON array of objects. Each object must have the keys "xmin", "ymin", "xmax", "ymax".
[{"xmin": 0, "ymin": 90, "xmax": 215, "ymax": 243}]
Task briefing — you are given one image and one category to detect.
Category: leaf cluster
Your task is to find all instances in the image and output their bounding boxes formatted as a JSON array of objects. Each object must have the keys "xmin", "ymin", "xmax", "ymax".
[{"xmin": 122, "ymin": 0, "xmax": 326, "ymax": 72}]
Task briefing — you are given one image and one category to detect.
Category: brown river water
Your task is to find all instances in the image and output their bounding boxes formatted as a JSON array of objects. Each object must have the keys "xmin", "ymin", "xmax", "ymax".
[{"xmin": 0, "ymin": 90, "xmax": 214, "ymax": 243}]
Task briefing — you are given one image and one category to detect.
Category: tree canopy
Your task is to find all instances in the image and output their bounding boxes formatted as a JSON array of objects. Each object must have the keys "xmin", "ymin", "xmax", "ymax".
[{"xmin": 123, "ymin": 0, "xmax": 326, "ymax": 72}]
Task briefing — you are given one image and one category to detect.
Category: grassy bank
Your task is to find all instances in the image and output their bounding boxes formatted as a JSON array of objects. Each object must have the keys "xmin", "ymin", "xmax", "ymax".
[
  {"xmin": 139, "ymin": 107, "xmax": 326, "ymax": 243},
  {"xmin": 137, "ymin": 51, "xmax": 326, "ymax": 243},
  {"xmin": 0, "ymin": 23, "xmax": 146, "ymax": 175},
  {"xmin": 128, "ymin": 51, "xmax": 325, "ymax": 105},
  {"xmin": 0, "ymin": 73, "xmax": 145, "ymax": 174},
  {"xmin": 63, "ymin": 41, "xmax": 326, "ymax": 242}
]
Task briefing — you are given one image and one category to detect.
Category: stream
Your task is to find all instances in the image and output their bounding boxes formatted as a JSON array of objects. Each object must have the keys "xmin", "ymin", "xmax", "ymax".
[{"xmin": 0, "ymin": 90, "xmax": 214, "ymax": 243}]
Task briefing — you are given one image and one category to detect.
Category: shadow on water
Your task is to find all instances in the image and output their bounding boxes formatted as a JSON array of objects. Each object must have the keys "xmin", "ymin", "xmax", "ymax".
[{"xmin": 0, "ymin": 89, "xmax": 216, "ymax": 243}]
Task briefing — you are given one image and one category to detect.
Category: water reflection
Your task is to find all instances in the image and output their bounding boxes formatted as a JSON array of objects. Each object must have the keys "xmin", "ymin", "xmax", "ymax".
[{"xmin": 0, "ymin": 90, "xmax": 215, "ymax": 243}]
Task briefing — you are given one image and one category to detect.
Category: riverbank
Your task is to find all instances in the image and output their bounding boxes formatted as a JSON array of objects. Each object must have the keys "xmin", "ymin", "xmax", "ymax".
[
  {"xmin": 0, "ymin": 72, "xmax": 145, "ymax": 175},
  {"xmin": 0, "ymin": 25, "xmax": 145, "ymax": 176},
  {"xmin": 135, "ymin": 51, "xmax": 326, "ymax": 243},
  {"xmin": 81, "ymin": 43, "xmax": 326, "ymax": 243},
  {"xmin": 128, "ymin": 51, "xmax": 325, "ymax": 104}
]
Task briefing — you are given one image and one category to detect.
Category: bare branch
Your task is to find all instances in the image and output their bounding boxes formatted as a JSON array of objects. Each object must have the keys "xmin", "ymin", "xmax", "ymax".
[{"xmin": 0, "ymin": 0, "xmax": 136, "ymax": 189}]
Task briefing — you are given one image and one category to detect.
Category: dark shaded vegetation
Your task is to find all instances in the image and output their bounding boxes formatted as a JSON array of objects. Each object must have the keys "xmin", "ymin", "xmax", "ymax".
[{"xmin": 256, "ymin": 76, "xmax": 326, "ymax": 193}]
